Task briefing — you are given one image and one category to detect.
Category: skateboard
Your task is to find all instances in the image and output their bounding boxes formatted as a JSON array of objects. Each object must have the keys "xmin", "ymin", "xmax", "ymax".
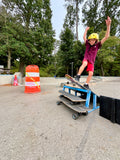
[
  {"xmin": 65, "ymin": 74, "xmax": 98, "ymax": 97},
  {"xmin": 59, "ymin": 90, "xmax": 86, "ymax": 103},
  {"xmin": 57, "ymin": 96, "xmax": 89, "ymax": 120},
  {"xmin": 65, "ymin": 74, "xmax": 87, "ymax": 90}
]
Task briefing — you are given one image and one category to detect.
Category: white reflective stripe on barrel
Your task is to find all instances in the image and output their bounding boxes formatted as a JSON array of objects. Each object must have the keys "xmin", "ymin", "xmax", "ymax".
[
  {"xmin": 25, "ymin": 82, "xmax": 40, "ymax": 86},
  {"xmin": 26, "ymin": 72, "xmax": 39, "ymax": 77}
]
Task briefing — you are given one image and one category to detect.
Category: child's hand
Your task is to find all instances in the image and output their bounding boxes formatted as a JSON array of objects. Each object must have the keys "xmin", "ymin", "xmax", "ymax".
[
  {"xmin": 105, "ymin": 16, "xmax": 111, "ymax": 26},
  {"xmin": 86, "ymin": 27, "xmax": 90, "ymax": 31}
]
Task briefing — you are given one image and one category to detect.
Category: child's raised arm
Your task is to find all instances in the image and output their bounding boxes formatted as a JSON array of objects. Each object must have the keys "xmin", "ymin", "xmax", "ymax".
[
  {"xmin": 101, "ymin": 16, "xmax": 111, "ymax": 44},
  {"xmin": 83, "ymin": 27, "xmax": 90, "ymax": 43}
]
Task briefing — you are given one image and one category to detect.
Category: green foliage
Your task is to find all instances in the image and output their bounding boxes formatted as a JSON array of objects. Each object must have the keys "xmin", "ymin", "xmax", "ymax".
[
  {"xmin": 10, "ymin": 60, "xmax": 19, "ymax": 74},
  {"xmin": 100, "ymin": 0, "xmax": 120, "ymax": 36},
  {"xmin": 60, "ymin": 28, "xmax": 74, "ymax": 62},
  {"xmin": 56, "ymin": 27, "xmax": 120, "ymax": 77},
  {"xmin": 56, "ymin": 28, "xmax": 86, "ymax": 76},
  {"xmin": 0, "ymin": 0, "xmax": 55, "ymax": 75},
  {"xmin": 82, "ymin": 0, "xmax": 120, "ymax": 36},
  {"xmin": 64, "ymin": 0, "xmax": 84, "ymax": 40},
  {"xmin": 73, "ymin": 40, "xmax": 85, "ymax": 66},
  {"xmin": 63, "ymin": 5, "xmax": 76, "ymax": 30},
  {"xmin": 58, "ymin": 27, "xmax": 74, "ymax": 74},
  {"xmin": 40, "ymin": 64, "xmax": 56, "ymax": 77},
  {"xmin": 96, "ymin": 35, "xmax": 120, "ymax": 76},
  {"xmin": 55, "ymin": 66, "xmax": 66, "ymax": 77},
  {"xmin": 82, "ymin": 0, "xmax": 99, "ymax": 31}
]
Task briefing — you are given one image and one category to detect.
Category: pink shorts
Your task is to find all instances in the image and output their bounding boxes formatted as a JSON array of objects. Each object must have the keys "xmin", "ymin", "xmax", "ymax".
[{"xmin": 83, "ymin": 59, "xmax": 94, "ymax": 72}]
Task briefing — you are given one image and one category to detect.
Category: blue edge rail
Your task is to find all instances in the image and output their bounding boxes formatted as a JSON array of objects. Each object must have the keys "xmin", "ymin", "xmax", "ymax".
[{"xmin": 63, "ymin": 85, "xmax": 99, "ymax": 113}]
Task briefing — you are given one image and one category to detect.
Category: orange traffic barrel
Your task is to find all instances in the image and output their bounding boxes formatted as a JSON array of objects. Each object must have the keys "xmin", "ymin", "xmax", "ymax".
[{"xmin": 24, "ymin": 65, "xmax": 41, "ymax": 93}]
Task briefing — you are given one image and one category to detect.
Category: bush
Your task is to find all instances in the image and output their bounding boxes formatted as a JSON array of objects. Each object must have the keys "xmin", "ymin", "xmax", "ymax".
[
  {"xmin": 55, "ymin": 66, "xmax": 66, "ymax": 77},
  {"xmin": 40, "ymin": 64, "xmax": 56, "ymax": 77}
]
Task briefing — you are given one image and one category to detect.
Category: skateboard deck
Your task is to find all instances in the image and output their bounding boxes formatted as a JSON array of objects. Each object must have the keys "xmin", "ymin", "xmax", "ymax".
[
  {"xmin": 59, "ymin": 90, "xmax": 86, "ymax": 102},
  {"xmin": 65, "ymin": 74, "xmax": 98, "ymax": 97},
  {"xmin": 57, "ymin": 96, "xmax": 90, "ymax": 119},
  {"xmin": 65, "ymin": 74, "xmax": 87, "ymax": 90}
]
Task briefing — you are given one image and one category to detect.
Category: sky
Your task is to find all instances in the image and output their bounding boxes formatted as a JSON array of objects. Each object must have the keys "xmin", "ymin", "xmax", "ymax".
[
  {"xmin": 50, "ymin": 0, "xmax": 66, "ymax": 40},
  {"xmin": 0, "ymin": 0, "xmax": 85, "ymax": 41},
  {"xmin": 50, "ymin": 0, "xmax": 85, "ymax": 42}
]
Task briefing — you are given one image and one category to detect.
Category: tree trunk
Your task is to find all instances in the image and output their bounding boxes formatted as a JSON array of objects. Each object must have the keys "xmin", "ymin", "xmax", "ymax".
[
  {"xmin": 7, "ymin": 27, "xmax": 11, "ymax": 69},
  {"xmin": 101, "ymin": 63, "xmax": 104, "ymax": 76},
  {"xmin": 76, "ymin": 0, "xmax": 79, "ymax": 41},
  {"xmin": 19, "ymin": 58, "xmax": 25, "ymax": 77},
  {"xmin": 7, "ymin": 49, "xmax": 11, "ymax": 69},
  {"xmin": 67, "ymin": 66, "xmax": 69, "ymax": 74}
]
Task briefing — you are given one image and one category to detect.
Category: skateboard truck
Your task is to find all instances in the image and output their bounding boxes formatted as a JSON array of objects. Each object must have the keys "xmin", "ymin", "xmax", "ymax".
[{"xmin": 72, "ymin": 111, "xmax": 88, "ymax": 120}]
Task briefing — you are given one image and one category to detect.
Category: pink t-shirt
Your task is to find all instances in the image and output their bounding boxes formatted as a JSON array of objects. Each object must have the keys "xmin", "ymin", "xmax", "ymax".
[{"xmin": 84, "ymin": 40, "xmax": 102, "ymax": 64}]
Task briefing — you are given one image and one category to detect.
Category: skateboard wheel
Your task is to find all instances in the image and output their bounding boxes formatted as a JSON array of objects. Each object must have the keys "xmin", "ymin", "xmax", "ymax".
[
  {"xmin": 72, "ymin": 113, "xmax": 79, "ymax": 120},
  {"xmin": 73, "ymin": 83, "xmax": 76, "ymax": 86},
  {"xmin": 59, "ymin": 95, "xmax": 64, "ymax": 98},
  {"xmin": 67, "ymin": 81, "xmax": 69, "ymax": 84},
  {"xmin": 56, "ymin": 101, "xmax": 62, "ymax": 105}
]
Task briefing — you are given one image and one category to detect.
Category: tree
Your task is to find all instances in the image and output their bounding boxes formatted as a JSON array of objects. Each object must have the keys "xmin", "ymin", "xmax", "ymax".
[
  {"xmin": 82, "ymin": 0, "xmax": 99, "ymax": 32},
  {"xmin": 100, "ymin": 0, "xmax": 120, "ymax": 36},
  {"xmin": 64, "ymin": 0, "xmax": 84, "ymax": 40},
  {"xmin": 63, "ymin": 4, "xmax": 76, "ymax": 31},
  {"xmin": 95, "ymin": 31, "xmax": 120, "ymax": 76},
  {"xmin": 2, "ymin": 0, "xmax": 55, "ymax": 75},
  {"xmin": 73, "ymin": 40, "xmax": 85, "ymax": 73},
  {"xmin": 39, "ymin": 0, "xmax": 55, "ymax": 65},
  {"xmin": 82, "ymin": 0, "xmax": 120, "ymax": 36},
  {"xmin": 111, "ymin": 39, "xmax": 120, "ymax": 75},
  {"xmin": 0, "ymin": 6, "xmax": 38, "ymax": 73},
  {"xmin": 0, "ymin": 6, "xmax": 20, "ymax": 69},
  {"xmin": 56, "ymin": 27, "xmax": 74, "ymax": 75}
]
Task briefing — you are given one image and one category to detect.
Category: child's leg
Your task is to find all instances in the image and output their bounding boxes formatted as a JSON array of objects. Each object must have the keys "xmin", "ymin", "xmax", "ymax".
[
  {"xmin": 77, "ymin": 60, "xmax": 88, "ymax": 75},
  {"xmin": 75, "ymin": 60, "xmax": 88, "ymax": 81},
  {"xmin": 84, "ymin": 62, "xmax": 94, "ymax": 88},
  {"xmin": 86, "ymin": 71, "xmax": 93, "ymax": 84}
]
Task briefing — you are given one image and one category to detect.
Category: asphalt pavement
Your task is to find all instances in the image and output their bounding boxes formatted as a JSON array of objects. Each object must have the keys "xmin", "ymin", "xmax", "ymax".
[{"xmin": 0, "ymin": 79, "xmax": 120, "ymax": 160}]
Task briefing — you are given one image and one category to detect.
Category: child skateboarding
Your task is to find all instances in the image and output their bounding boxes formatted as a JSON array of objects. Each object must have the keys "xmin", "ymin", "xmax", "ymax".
[{"xmin": 75, "ymin": 16, "xmax": 111, "ymax": 89}]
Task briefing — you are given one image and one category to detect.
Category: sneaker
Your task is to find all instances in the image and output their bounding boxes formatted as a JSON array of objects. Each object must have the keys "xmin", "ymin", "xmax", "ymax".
[
  {"xmin": 75, "ymin": 75, "xmax": 81, "ymax": 81},
  {"xmin": 83, "ymin": 83, "xmax": 90, "ymax": 89}
]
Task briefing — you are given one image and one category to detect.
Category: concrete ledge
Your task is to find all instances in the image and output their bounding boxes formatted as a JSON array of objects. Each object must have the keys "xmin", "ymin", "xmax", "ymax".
[
  {"xmin": 0, "ymin": 75, "xmax": 13, "ymax": 85},
  {"xmin": 26, "ymin": 76, "xmax": 120, "ymax": 85},
  {"xmin": 0, "ymin": 75, "xmax": 120, "ymax": 86},
  {"xmin": 0, "ymin": 72, "xmax": 22, "ymax": 85}
]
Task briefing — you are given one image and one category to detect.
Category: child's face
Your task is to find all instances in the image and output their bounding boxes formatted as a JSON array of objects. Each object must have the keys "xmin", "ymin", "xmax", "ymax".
[{"xmin": 89, "ymin": 39, "xmax": 96, "ymax": 45}]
